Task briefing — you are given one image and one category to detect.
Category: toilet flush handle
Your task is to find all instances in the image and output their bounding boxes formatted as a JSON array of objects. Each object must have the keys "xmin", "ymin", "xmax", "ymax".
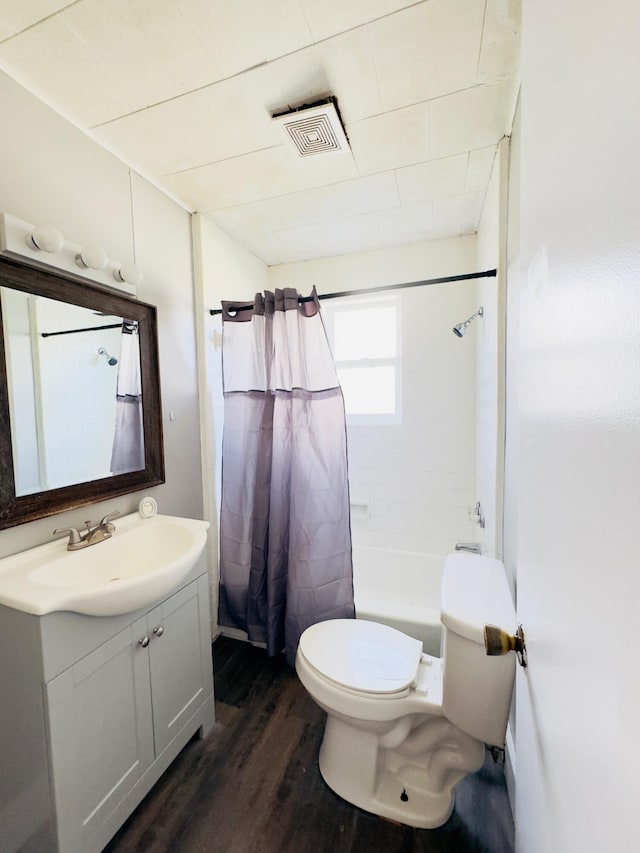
[{"xmin": 483, "ymin": 624, "xmax": 527, "ymax": 668}]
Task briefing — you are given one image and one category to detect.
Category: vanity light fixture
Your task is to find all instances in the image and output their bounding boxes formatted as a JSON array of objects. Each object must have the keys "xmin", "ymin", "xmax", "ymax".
[
  {"xmin": 26, "ymin": 225, "xmax": 65, "ymax": 253},
  {"xmin": 1, "ymin": 213, "xmax": 142, "ymax": 295},
  {"xmin": 114, "ymin": 262, "xmax": 143, "ymax": 287},
  {"xmin": 76, "ymin": 245, "xmax": 108, "ymax": 271}
]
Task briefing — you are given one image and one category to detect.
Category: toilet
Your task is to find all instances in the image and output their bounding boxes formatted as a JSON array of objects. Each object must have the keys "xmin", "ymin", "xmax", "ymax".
[{"xmin": 295, "ymin": 553, "xmax": 516, "ymax": 829}]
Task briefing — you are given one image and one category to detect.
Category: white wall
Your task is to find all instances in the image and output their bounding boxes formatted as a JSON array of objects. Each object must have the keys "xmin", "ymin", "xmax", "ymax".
[
  {"xmin": 270, "ymin": 237, "xmax": 482, "ymax": 555},
  {"xmin": 513, "ymin": 2, "xmax": 640, "ymax": 851},
  {"xmin": 0, "ymin": 70, "xmax": 202, "ymax": 557},
  {"xmin": 193, "ymin": 214, "xmax": 269, "ymax": 629},
  {"xmin": 475, "ymin": 139, "xmax": 508, "ymax": 563}
]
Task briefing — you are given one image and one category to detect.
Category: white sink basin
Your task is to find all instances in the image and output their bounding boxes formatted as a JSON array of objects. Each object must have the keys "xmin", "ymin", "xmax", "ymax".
[{"xmin": 0, "ymin": 513, "xmax": 209, "ymax": 616}]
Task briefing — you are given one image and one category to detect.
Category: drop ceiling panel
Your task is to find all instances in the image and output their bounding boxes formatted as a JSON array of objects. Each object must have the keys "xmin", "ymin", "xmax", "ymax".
[
  {"xmin": 267, "ymin": 29, "xmax": 382, "ymax": 124},
  {"xmin": 299, "ymin": 0, "xmax": 417, "ymax": 41},
  {"xmin": 396, "ymin": 154, "xmax": 468, "ymax": 206},
  {"xmin": 323, "ymin": 213, "xmax": 385, "ymax": 256},
  {"xmin": 330, "ymin": 173, "xmax": 400, "ymax": 218},
  {"xmin": 376, "ymin": 200, "xmax": 434, "ymax": 243},
  {"xmin": 347, "ymin": 103, "xmax": 430, "ymax": 176},
  {"xmin": 0, "ymin": 0, "xmax": 72, "ymax": 39},
  {"xmin": 478, "ymin": 0, "xmax": 521, "ymax": 80},
  {"xmin": 430, "ymin": 80, "xmax": 515, "ymax": 159},
  {"xmin": 272, "ymin": 222, "xmax": 335, "ymax": 263},
  {"xmin": 433, "ymin": 192, "xmax": 485, "ymax": 236},
  {"xmin": 0, "ymin": 17, "xmax": 144, "ymax": 125},
  {"xmin": 0, "ymin": 0, "xmax": 521, "ymax": 264},
  {"xmin": 213, "ymin": 186, "xmax": 341, "ymax": 234},
  {"xmin": 174, "ymin": 0, "xmax": 313, "ymax": 82},
  {"xmin": 61, "ymin": 0, "xmax": 219, "ymax": 123},
  {"xmin": 164, "ymin": 145, "xmax": 359, "ymax": 211},
  {"xmin": 465, "ymin": 146, "xmax": 498, "ymax": 193},
  {"xmin": 369, "ymin": 0, "xmax": 486, "ymax": 111},
  {"xmin": 94, "ymin": 66, "xmax": 286, "ymax": 177}
]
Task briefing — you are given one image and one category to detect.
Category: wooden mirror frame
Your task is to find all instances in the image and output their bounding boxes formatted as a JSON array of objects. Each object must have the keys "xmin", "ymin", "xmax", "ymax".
[{"xmin": 0, "ymin": 254, "xmax": 165, "ymax": 529}]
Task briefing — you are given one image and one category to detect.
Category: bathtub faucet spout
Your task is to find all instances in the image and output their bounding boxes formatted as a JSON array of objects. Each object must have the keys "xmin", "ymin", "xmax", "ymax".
[{"xmin": 454, "ymin": 542, "xmax": 482, "ymax": 555}]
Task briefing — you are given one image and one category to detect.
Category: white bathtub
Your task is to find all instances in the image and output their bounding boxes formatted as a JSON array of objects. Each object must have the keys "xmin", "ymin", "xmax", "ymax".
[{"xmin": 352, "ymin": 546, "xmax": 444, "ymax": 657}]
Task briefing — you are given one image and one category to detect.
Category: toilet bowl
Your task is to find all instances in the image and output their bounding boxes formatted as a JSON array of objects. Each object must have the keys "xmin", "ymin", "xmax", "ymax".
[{"xmin": 295, "ymin": 553, "xmax": 516, "ymax": 829}]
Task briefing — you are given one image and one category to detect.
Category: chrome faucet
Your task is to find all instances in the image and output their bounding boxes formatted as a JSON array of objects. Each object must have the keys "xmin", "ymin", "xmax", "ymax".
[
  {"xmin": 454, "ymin": 542, "xmax": 482, "ymax": 555},
  {"xmin": 54, "ymin": 510, "xmax": 120, "ymax": 551}
]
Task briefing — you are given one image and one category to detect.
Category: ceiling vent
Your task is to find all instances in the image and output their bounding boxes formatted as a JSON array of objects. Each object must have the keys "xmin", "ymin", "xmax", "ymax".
[{"xmin": 272, "ymin": 97, "xmax": 350, "ymax": 159}]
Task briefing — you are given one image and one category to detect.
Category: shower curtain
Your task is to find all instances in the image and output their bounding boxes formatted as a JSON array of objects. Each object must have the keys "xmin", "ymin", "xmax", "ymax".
[
  {"xmin": 110, "ymin": 326, "xmax": 144, "ymax": 475},
  {"xmin": 218, "ymin": 287, "xmax": 354, "ymax": 665}
]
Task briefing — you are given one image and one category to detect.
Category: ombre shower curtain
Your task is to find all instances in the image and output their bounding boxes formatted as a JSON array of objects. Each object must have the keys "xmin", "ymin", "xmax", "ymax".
[
  {"xmin": 218, "ymin": 288, "xmax": 354, "ymax": 665},
  {"xmin": 110, "ymin": 325, "xmax": 144, "ymax": 475}
]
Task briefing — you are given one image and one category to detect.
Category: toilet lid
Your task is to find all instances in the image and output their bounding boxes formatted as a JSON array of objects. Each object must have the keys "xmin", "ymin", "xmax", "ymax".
[{"xmin": 298, "ymin": 619, "xmax": 423, "ymax": 695}]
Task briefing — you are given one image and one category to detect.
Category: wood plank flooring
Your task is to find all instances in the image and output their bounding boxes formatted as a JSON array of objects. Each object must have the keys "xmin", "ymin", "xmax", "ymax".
[{"xmin": 105, "ymin": 636, "xmax": 514, "ymax": 853}]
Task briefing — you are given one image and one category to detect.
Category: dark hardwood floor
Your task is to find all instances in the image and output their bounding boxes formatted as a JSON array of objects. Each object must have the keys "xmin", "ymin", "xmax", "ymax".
[{"xmin": 106, "ymin": 636, "xmax": 514, "ymax": 853}]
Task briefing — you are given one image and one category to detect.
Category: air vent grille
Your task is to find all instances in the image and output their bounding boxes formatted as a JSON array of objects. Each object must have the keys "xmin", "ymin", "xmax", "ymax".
[{"xmin": 272, "ymin": 98, "xmax": 350, "ymax": 159}]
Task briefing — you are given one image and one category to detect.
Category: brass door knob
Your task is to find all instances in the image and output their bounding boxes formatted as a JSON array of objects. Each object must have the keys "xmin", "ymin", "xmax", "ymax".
[{"xmin": 483, "ymin": 624, "xmax": 527, "ymax": 667}]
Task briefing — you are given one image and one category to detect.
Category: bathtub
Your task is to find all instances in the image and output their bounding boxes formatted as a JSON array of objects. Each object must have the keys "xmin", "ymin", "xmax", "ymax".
[{"xmin": 352, "ymin": 546, "xmax": 444, "ymax": 657}]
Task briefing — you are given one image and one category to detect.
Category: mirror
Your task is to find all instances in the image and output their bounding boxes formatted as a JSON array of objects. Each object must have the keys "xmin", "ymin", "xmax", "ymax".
[{"xmin": 0, "ymin": 254, "xmax": 164, "ymax": 529}]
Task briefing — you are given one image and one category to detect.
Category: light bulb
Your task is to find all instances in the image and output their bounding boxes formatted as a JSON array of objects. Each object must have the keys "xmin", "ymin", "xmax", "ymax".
[
  {"xmin": 27, "ymin": 225, "xmax": 64, "ymax": 253},
  {"xmin": 114, "ymin": 262, "xmax": 143, "ymax": 287},
  {"xmin": 76, "ymin": 246, "xmax": 108, "ymax": 270}
]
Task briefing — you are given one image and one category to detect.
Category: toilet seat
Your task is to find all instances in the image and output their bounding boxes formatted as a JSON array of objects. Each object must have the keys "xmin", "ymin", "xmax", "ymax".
[{"xmin": 298, "ymin": 619, "xmax": 423, "ymax": 695}]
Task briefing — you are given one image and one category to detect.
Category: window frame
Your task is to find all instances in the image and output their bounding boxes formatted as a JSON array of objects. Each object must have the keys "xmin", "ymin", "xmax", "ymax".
[{"xmin": 323, "ymin": 293, "xmax": 402, "ymax": 426}]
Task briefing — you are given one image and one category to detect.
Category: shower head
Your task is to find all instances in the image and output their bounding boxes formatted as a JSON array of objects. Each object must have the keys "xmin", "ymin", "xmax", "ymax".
[
  {"xmin": 98, "ymin": 347, "xmax": 118, "ymax": 366},
  {"xmin": 453, "ymin": 306, "xmax": 484, "ymax": 338}
]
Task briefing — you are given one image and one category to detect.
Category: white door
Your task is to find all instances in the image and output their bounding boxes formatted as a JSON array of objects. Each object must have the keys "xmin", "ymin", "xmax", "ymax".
[{"xmin": 513, "ymin": 1, "xmax": 640, "ymax": 851}]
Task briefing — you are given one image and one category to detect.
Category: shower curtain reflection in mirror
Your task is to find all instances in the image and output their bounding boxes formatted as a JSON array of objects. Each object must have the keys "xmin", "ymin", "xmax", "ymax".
[
  {"xmin": 110, "ymin": 324, "xmax": 144, "ymax": 475},
  {"xmin": 218, "ymin": 287, "xmax": 354, "ymax": 665}
]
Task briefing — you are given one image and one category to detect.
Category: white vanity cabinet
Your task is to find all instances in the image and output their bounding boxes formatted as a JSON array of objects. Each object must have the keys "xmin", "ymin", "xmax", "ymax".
[{"xmin": 0, "ymin": 559, "xmax": 214, "ymax": 853}]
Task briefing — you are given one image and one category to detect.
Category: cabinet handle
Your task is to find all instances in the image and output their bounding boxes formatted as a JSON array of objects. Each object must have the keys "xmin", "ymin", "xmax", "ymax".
[
  {"xmin": 138, "ymin": 636, "xmax": 150, "ymax": 648},
  {"xmin": 153, "ymin": 626, "xmax": 165, "ymax": 638}
]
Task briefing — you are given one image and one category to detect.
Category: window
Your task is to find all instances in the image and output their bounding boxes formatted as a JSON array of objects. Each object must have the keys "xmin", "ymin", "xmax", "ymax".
[{"xmin": 324, "ymin": 295, "xmax": 401, "ymax": 424}]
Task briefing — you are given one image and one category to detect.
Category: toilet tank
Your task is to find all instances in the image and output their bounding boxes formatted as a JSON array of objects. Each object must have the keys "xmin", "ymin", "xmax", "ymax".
[{"xmin": 440, "ymin": 553, "xmax": 516, "ymax": 747}]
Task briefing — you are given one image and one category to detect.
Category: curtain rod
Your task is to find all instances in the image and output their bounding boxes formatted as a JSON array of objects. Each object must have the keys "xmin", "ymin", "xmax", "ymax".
[
  {"xmin": 41, "ymin": 321, "xmax": 137, "ymax": 338},
  {"xmin": 209, "ymin": 269, "xmax": 497, "ymax": 316}
]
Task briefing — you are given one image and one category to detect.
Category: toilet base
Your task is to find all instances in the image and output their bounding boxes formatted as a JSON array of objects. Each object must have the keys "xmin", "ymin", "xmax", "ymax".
[{"xmin": 318, "ymin": 712, "xmax": 484, "ymax": 829}]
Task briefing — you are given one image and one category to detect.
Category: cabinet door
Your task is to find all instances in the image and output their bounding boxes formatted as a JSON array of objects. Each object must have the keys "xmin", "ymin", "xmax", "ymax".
[
  {"xmin": 45, "ymin": 616, "xmax": 154, "ymax": 853},
  {"xmin": 147, "ymin": 576, "xmax": 213, "ymax": 755}
]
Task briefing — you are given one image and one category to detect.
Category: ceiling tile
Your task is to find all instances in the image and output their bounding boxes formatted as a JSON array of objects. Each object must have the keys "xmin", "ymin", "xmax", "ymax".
[
  {"xmin": 330, "ymin": 173, "xmax": 399, "ymax": 217},
  {"xmin": 60, "ymin": 0, "xmax": 219, "ymax": 122},
  {"xmin": 174, "ymin": 0, "xmax": 313, "ymax": 81},
  {"xmin": 162, "ymin": 145, "xmax": 359, "ymax": 210},
  {"xmin": 272, "ymin": 222, "xmax": 333, "ymax": 263},
  {"xmin": 162, "ymin": 147, "xmax": 292, "ymax": 210},
  {"xmin": 375, "ymin": 201, "xmax": 434, "ymax": 243},
  {"xmin": 267, "ymin": 28, "xmax": 382, "ymax": 124},
  {"xmin": 322, "ymin": 214, "xmax": 384, "ymax": 256},
  {"xmin": 347, "ymin": 103, "xmax": 429, "ymax": 175},
  {"xmin": 299, "ymin": 0, "xmax": 417, "ymax": 41},
  {"xmin": 432, "ymin": 192, "xmax": 485, "ymax": 236},
  {"xmin": 94, "ymin": 65, "xmax": 286, "ymax": 176},
  {"xmin": 209, "ymin": 214, "xmax": 285, "ymax": 265},
  {"xmin": 368, "ymin": 0, "xmax": 486, "ymax": 111},
  {"xmin": 0, "ymin": 1, "xmax": 72, "ymax": 39},
  {"xmin": 396, "ymin": 154, "xmax": 468, "ymax": 206},
  {"xmin": 0, "ymin": 0, "xmax": 521, "ymax": 261},
  {"xmin": 0, "ymin": 16, "xmax": 143, "ymax": 125},
  {"xmin": 465, "ymin": 146, "xmax": 497, "ymax": 193},
  {"xmin": 478, "ymin": 0, "xmax": 521, "ymax": 81},
  {"xmin": 212, "ymin": 186, "xmax": 341, "ymax": 233},
  {"xmin": 429, "ymin": 80, "xmax": 514, "ymax": 159}
]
